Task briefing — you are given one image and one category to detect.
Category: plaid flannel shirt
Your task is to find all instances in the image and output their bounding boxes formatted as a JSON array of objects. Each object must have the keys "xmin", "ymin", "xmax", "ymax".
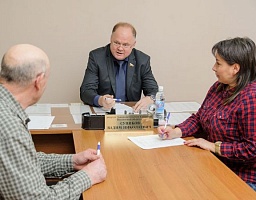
[
  {"xmin": 177, "ymin": 81, "xmax": 256, "ymax": 184},
  {"xmin": 0, "ymin": 85, "xmax": 91, "ymax": 199}
]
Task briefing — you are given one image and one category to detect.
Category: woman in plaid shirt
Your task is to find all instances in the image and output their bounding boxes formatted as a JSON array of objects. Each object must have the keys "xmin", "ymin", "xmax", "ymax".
[{"xmin": 158, "ymin": 37, "xmax": 256, "ymax": 191}]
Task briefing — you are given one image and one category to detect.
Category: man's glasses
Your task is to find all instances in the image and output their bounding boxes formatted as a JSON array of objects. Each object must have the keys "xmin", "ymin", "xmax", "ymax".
[{"xmin": 112, "ymin": 41, "xmax": 133, "ymax": 49}]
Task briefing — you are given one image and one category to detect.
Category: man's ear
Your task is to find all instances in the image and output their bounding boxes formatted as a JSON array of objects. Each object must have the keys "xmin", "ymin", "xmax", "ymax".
[
  {"xmin": 233, "ymin": 63, "xmax": 240, "ymax": 75},
  {"xmin": 34, "ymin": 73, "xmax": 45, "ymax": 90},
  {"xmin": 133, "ymin": 41, "xmax": 136, "ymax": 47}
]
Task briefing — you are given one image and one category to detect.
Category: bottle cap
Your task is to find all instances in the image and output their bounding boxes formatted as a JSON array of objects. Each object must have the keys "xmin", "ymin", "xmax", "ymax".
[{"xmin": 158, "ymin": 86, "xmax": 163, "ymax": 92}]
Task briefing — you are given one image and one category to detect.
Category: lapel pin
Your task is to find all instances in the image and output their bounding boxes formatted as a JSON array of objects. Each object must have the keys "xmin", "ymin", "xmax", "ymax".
[{"xmin": 129, "ymin": 63, "xmax": 134, "ymax": 67}]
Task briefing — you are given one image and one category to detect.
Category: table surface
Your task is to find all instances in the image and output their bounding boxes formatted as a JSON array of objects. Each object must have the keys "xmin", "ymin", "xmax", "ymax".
[
  {"xmin": 29, "ymin": 106, "xmax": 256, "ymax": 199},
  {"xmin": 72, "ymin": 130, "xmax": 256, "ymax": 200},
  {"xmin": 30, "ymin": 107, "xmax": 81, "ymax": 134}
]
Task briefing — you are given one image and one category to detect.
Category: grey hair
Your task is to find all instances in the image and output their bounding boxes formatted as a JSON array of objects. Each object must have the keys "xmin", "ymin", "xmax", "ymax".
[{"xmin": 0, "ymin": 55, "xmax": 46, "ymax": 86}]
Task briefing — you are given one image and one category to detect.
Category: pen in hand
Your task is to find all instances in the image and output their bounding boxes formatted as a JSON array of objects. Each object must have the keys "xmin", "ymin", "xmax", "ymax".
[
  {"xmin": 97, "ymin": 142, "xmax": 101, "ymax": 155},
  {"xmin": 105, "ymin": 97, "xmax": 122, "ymax": 102},
  {"xmin": 160, "ymin": 112, "xmax": 171, "ymax": 139},
  {"xmin": 164, "ymin": 112, "xmax": 171, "ymax": 129}
]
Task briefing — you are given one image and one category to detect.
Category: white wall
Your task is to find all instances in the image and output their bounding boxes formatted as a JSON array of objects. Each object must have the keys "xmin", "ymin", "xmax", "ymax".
[{"xmin": 1, "ymin": 0, "xmax": 256, "ymax": 104}]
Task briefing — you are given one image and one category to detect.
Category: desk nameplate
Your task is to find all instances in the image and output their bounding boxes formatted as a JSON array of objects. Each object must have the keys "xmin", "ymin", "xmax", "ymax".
[{"xmin": 105, "ymin": 114, "xmax": 153, "ymax": 132}]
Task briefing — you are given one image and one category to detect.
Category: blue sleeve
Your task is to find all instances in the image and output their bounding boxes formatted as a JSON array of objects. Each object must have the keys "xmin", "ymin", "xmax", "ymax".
[{"xmin": 93, "ymin": 95, "xmax": 101, "ymax": 107}]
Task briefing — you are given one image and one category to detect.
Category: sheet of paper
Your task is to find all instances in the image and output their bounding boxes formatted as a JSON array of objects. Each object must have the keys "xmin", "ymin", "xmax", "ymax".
[
  {"xmin": 114, "ymin": 103, "xmax": 133, "ymax": 114},
  {"xmin": 93, "ymin": 103, "xmax": 135, "ymax": 115},
  {"xmin": 69, "ymin": 104, "xmax": 91, "ymax": 114},
  {"xmin": 128, "ymin": 134, "xmax": 185, "ymax": 150},
  {"xmin": 25, "ymin": 104, "xmax": 51, "ymax": 115},
  {"xmin": 51, "ymin": 124, "xmax": 67, "ymax": 128},
  {"xmin": 165, "ymin": 102, "xmax": 201, "ymax": 112},
  {"xmin": 93, "ymin": 107, "xmax": 108, "ymax": 115},
  {"xmin": 50, "ymin": 103, "xmax": 69, "ymax": 107},
  {"xmin": 158, "ymin": 113, "xmax": 191, "ymax": 126},
  {"xmin": 72, "ymin": 114, "xmax": 82, "ymax": 124},
  {"xmin": 28, "ymin": 116, "xmax": 55, "ymax": 129}
]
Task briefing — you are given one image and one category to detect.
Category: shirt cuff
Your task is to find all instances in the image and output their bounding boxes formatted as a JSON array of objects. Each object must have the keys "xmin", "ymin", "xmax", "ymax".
[
  {"xmin": 93, "ymin": 95, "xmax": 101, "ymax": 107},
  {"xmin": 69, "ymin": 170, "xmax": 92, "ymax": 192}
]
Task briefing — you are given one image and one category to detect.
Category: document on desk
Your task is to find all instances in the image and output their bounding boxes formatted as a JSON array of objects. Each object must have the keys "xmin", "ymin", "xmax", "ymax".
[
  {"xmin": 69, "ymin": 104, "xmax": 91, "ymax": 114},
  {"xmin": 93, "ymin": 107, "xmax": 109, "ymax": 114},
  {"xmin": 165, "ymin": 102, "xmax": 201, "ymax": 112},
  {"xmin": 28, "ymin": 116, "xmax": 55, "ymax": 129},
  {"xmin": 128, "ymin": 134, "xmax": 185, "ymax": 150},
  {"xmin": 114, "ymin": 103, "xmax": 133, "ymax": 114},
  {"xmin": 70, "ymin": 104, "xmax": 92, "ymax": 124},
  {"xmin": 25, "ymin": 104, "xmax": 51, "ymax": 116},
  {"xmin": 158, "ymin": 113, "xmax": 191, "ymax": 126},
  {"xmin": 93, "ymin": 103, "xmax": 134, "ymax": 115}
]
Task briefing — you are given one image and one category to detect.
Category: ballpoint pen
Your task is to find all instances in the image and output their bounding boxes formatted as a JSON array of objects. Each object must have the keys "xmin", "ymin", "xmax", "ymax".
[
  {"xmin": 164, "ymin": 112, "xmax": 171, "ymax": 129},
  {"xmin": 105, "ymin": 98, "xmax": 122, "ymax": 102},
  {"xmin": 160, "ymin": 112, "xmax": 171, "ymax": 139},
  {"xmin": 97, "ymin": 141, "xmax": 101, "ymax": 155}
]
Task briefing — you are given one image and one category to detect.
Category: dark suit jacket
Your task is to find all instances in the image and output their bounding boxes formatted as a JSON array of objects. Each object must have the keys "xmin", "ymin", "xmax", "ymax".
[{"xmin": 80, "ymin": 44, "xmax": 158, "ymax": 106}]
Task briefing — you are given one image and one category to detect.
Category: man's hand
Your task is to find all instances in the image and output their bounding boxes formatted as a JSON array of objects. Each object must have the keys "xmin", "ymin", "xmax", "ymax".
[
  {"xmin": 73, "ymin": 149, "xmax": 107, "ymax": 185},
  {"xmin": 73, "ymin": 149, "xmax": 99, "ymax": 170},
  {"xmin": 98, "ymin": 95, "xmax": 115, "ymax": 110},
  {"xmin": 82, "ymin": 155, "xmax": 107, "ymax": 185},
  {"xmin": 133, "ymin": 96, "xmax": 153, "ymax": 113}
]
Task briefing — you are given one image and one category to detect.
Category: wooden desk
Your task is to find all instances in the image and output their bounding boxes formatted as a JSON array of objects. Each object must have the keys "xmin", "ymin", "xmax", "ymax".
[
  {"xmin": 29, "ymin": 106, "xmax": 256, "ymax": 199},
  {"xmin": 31, "ymin": 107, "xmax": 81, "ymax": 135},
  {"xmin": 72, "ymin": 130, "xmax": 256, "ymax": 200},
  {"xmin": 30, "ymin": 107, "xmax": 80, "ymax": 153}
]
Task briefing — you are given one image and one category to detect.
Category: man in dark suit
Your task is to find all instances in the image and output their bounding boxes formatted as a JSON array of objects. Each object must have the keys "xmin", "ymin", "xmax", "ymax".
[{"xmin": 80, "ymin": 22, "xmax": 158, "ymax": 112}]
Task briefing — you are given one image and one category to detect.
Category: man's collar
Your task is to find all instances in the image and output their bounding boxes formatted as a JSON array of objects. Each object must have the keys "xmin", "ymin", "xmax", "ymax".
[{"xmin": 113, "ymin": 56, "xmax": 129, "ymax": 62}]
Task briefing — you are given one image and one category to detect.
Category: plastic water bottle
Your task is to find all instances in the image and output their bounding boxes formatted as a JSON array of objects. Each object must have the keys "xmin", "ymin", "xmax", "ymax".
[{"xmin": 155, "ymin": 86, "xmax": 165, "ymax": 119}]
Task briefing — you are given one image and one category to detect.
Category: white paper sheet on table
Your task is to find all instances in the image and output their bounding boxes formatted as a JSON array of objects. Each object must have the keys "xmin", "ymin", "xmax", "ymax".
[
  {"xmin": 69, "ymin": 104, "xmax": 91, "ymax": 114},
  {"xmin": 158, "ymin": 113, "xmax": 191, "ymax": 126},
  {"xmin": 25, "ymin": 104, "xmax": 51, "ymax": 116},
  {"xmin": 128, "ymin": 134, "xmax": 185, "ymax": 149},
  {"xmin": 70, "ymin": 104, "xmax": 92, "ymax": 124},
  {"xmin": 72, "ymin": 114, "xmax": 82, "ymax": 124},
  {"xmin": 93, "ymin": 106, "xmax": 109, "ymax": 114},
  {"xmin": 114, "ymin": 103, "xmax": 133, "ymax": 114},
  {"xmin": 28, "ymin": 116, "xmax": 55, "ymax": 129},
  {"xmin": 165, "ymin": 102, "xmax": 201, "ymax": 112},
  {"xmin": 93, "ymin": 103, "xmax": 134, "ymax": 114}
]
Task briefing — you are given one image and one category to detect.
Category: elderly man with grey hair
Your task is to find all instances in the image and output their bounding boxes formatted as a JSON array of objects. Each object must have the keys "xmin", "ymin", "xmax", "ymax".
[{"xmin": 0, "ymin": 44, "xmax": 107, "ymax": 199}]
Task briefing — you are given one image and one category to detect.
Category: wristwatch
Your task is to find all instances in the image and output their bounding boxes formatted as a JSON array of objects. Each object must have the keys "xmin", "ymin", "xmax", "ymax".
[{"xmin": 215, "ymin": 141, "xmax": 222, "ymax": 156}]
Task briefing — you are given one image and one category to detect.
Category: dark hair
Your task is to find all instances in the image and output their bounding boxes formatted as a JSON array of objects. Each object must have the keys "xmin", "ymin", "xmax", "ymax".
[
  {"xmin": 212, "ymin": 37, "xmax": 256, "ymax": 104},
  {"xmin": 112, "ymin": 22, "xmax": 136, "ymax": 38}
]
